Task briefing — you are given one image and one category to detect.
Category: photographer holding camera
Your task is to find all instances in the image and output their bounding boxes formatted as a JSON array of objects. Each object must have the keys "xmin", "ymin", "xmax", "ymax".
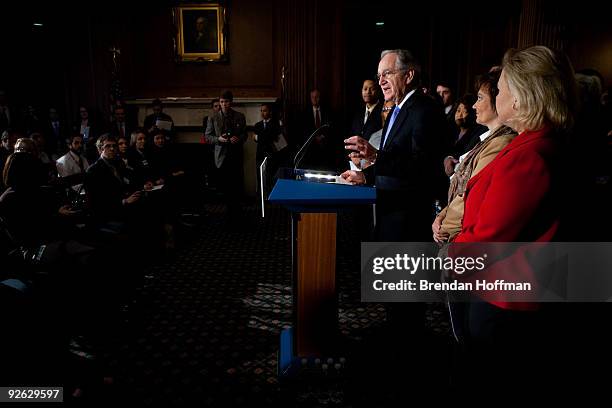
[{"xmin": 204, "ymin": 90, "xmax": 247, "ymax": 217}]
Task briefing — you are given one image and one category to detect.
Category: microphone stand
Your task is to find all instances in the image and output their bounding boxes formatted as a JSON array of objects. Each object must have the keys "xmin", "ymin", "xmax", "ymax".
[{"xmin": 293, "ymin": 124, "xmax": 330, "ymax": 171}]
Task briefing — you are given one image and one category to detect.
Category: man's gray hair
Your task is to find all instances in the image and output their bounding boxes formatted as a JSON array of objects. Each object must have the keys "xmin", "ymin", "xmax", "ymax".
[{"xmin": 380, "ymin": 49, "xmax": 421, "ymax": 82}]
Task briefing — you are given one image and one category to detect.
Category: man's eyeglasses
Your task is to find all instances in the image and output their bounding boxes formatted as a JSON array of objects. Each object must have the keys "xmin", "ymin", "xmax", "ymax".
[
  {"xmin": 102, "ymin": 144, "xmax": 117, "ymax": 149},
  {"xmin": 376, "ymin": 69, "xmax": 406, "ymax": 81}
]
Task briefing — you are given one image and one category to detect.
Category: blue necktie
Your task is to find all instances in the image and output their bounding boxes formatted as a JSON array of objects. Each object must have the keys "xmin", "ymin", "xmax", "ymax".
[{"xmin": 381, "ymin": 105, "xmax": 400, "ymax": 149}]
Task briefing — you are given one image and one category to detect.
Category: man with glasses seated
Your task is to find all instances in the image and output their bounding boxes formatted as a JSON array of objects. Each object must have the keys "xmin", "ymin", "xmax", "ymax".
[{"xmin": 84, "ymin": 135, "xmax": 142, "ymax": 225}]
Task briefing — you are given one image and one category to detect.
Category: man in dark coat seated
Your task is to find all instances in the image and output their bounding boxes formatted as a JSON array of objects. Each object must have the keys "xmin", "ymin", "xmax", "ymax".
[{"xmin": 84, "ymin": 135, "xmax": 142, "ymax": 225}]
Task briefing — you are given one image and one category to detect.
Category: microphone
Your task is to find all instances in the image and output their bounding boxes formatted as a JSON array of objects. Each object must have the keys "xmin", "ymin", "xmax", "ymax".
[{"xmin": 293, "ymin": 123, "xmax": 330, "ymax": 170}]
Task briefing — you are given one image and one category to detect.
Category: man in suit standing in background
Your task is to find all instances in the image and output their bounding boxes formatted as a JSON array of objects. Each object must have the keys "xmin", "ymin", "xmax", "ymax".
[
  {"xmin": 350, "ymin": 79, "xmax": 382, "ymax": 141},
  {"xmin": 205, "ymin": 90, "xmax": 247, "ymax": 216},
  {"xmin": 299, "ymin": 88, "xmax": 336, "ymax": 169},
  {"xmin": 253, "ymin": 103, "xmax": 286, "ymax": 192}
]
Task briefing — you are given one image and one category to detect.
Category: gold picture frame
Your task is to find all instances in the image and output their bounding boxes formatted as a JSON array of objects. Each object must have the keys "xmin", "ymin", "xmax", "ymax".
[{"xmin": 174, "ymin": 3, "xmax": 227, "ymax": 62}]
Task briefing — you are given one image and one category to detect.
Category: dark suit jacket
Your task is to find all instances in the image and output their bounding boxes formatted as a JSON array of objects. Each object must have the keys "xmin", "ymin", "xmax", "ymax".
[
  {"xmin": 350, "ymin": 103, "xmax": 383, "ymax": 141},
  {"xmin": 110, "ymin": 121, "xmax": 135, "ymax": 140},
  {"xmin": 364, "ymin": 91, "xmax": 447, "ymax": 240},
  {"xmin": 84, "ymin": 158, "xmax": 133, "ymax": 221},
  {"xmin": 302, "ymin": 106, "xmax": 330, "ymax": 142},
  {"xmin": 449, "ymin": 124, "xmax": 488, "ymax": 158},
  {"xmin": 126, "ymin": 148, "xmax": 154, "ymax": 186},
  {"xmin": 44, "ymin": 121, "xmax": 69, "ymax": 152},
  {"xmin": 254, "ymin": 119, "xmax": 282, "ymax": 162}
]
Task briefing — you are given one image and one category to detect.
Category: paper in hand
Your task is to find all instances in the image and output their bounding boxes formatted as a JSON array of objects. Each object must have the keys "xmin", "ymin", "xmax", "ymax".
[{"xmin": 155, "ymin": 119, "xmax": 173, "ymax": 131}]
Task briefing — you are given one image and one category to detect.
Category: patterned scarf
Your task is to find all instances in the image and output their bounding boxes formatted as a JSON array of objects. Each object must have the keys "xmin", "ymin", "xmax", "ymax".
[{"xmin": 447, "ymin": 125, "xmax": 517, "ymax": 205}]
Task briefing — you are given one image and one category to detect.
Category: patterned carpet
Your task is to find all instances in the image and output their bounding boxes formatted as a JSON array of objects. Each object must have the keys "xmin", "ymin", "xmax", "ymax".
[{"xmin": 97, "ymin": 201, "xmax": 452, "ymax": 407}]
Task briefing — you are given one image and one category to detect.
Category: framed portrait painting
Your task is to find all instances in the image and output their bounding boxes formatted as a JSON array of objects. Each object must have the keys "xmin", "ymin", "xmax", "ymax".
[{"xmin": 174, "ymin": 3, "xmax": 227, "ymax": 62}]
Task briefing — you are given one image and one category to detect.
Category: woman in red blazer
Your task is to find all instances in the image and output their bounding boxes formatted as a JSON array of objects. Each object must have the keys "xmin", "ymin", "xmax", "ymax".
[{"xmin": 449, "ymin": 46, "xmax": 579, "ymax": 395}]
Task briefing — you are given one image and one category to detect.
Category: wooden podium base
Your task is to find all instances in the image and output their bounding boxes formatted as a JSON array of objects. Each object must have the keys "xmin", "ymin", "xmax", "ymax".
[{"xmin": 295, "ymin": 212, "xmax": 338, "ymax": 356}]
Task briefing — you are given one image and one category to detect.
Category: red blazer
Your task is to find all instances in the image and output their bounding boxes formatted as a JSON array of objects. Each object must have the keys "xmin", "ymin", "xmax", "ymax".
[{"xmin": 453, "ymin": 126, "xmax": 563, "ymax": 309}]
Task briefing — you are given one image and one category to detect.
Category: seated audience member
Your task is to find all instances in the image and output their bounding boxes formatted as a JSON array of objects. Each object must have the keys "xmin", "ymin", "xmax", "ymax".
[
  {"xmin": 1, "ymin": 129, "xmax": 17, "ymax": 174},
  {"xmin": 117, "ymin": 135, "xmax": 131, "ymax": 168},
  {"xmin": 30, "ymin": 132, "xmax": 57, "ymax": 165},
  {"xmin": 432, "ymin": 70, "xmax": 517, "ymax": 243},
  {"xmin": 149, "ymin": 129, "xmax": 184, "ymax": 182},
  {"xmin": 143, "ymin": 99, "xmax": 174, "ymax": 141},
  {"xmin": 13, "ymin": 137, "xmax": 37, "ymax": 155},
  {"xmin": 126, "ymin": 128, "xmax": 155, "ymax": 187},
  {"xmin": 84, "ymin": 135, "xmax": 142, "ymax": 225},
  {"xmin": 0, "ymin": 150, "xmax": 118, "ymax": 392},
  {"xmin": 0, "ymin": 152, "xmax": 74, "ymax": 247},
  {"xmin": 85, "ymin": 135, "xmax": 171, "ymax": 253},
  {"xmin": 11, "ymin": 138, "xmax": 50, "ymax": 186},
  {"xmin": 149, "ymin": 129, "xmax": 193, "ymax": 215},
  {"xmin": 443, "ymin": 94, "xmax": 487, "ymax": 176},
  {"xmin": 56, "ymin": 134, "xmax": 90, "ymax": 191}
]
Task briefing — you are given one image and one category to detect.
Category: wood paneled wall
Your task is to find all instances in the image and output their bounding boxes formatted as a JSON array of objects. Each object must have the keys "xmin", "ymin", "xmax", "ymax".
[{"xmin": 0, "ymin": 1, "xmax": 609, "ymax": 129}]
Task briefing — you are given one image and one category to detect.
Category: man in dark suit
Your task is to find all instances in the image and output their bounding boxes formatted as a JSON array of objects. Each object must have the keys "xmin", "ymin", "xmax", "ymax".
[
  {"xmin": 110, "ymin": 105, "xmax": 134, "ymax": 141},
  {"xmin": 253, "ymin": 103, "xmax": 287, "ymax": 191},
  {"xmin": 342, "ymin": 52, "xmax": 448, "ymax": 391},
  {"xmin": 300, "ymin": 89, "xmax": 337, "ymax": 169},
  {"xmin": 303, "ymin": 89, "xmax": 329, "ymax": 138},
  {"xmin": 143, "ymin": 99, "xmax": 174, "ymax": 141},
  {"xmin": 204, "ymin": 90, "xmax": 247, "ymax": 215},
  {"xmin": 44, "ymin": 107, "xmax": 69, "ymax": 156},
  {"xmin": 343, "ymin": 49, "xmax": 447, "ymax": 241},
  {"xmin": 350, "ymin": 79, "xmax": 383, "ymax": 141},
  {"xmin": 84, "ymin": 135, "xmax": 142, "ymax": 223}
]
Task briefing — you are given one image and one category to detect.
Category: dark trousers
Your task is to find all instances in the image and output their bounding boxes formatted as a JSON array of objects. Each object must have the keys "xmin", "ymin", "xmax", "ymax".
[
  {"xmin": 374, "ymin": 198, "xmax": 433, "ymax": 242},
  {"xmin": 448, "ymin": 301, "xmax": 566, "ymax": 399},
  {"xmin": 218, "ymin": 153, "xmax": 243, "ymax": 215}
]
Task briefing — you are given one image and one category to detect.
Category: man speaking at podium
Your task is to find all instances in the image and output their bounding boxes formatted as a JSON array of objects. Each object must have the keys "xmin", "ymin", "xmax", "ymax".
[
  {"xmin": 341, "ymin": 51, "xmax": 447, "ymax": 389},
  {"xmin": 342, "ymin": 49, "xmax": 446, "ymax": 242}
]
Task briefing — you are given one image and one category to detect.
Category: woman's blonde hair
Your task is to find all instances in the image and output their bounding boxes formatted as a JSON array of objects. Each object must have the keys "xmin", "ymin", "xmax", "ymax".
[{"xmin": 502, "ymin": 46, "xmax": 579, "ymax": 131}]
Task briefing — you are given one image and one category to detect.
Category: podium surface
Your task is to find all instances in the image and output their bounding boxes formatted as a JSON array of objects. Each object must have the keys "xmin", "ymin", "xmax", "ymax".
[{"xmin": 270, "ymin": 178, "xmax": 376, "ymax": 209}]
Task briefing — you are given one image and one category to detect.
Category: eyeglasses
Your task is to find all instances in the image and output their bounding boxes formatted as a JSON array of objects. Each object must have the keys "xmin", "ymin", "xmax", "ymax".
[
  {"xmin": 102, "ymin": 144, "xmax": 117, "ymax": 149},
  {"xmin": 376, "ymin": 69, "xmax": 406, "ymax": 81}
]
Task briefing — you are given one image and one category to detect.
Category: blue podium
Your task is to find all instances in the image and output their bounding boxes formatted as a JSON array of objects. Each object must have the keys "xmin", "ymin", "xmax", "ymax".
[{"xmin": 268, "ymin": 171, "xmax": 376, "ymax": 375}]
